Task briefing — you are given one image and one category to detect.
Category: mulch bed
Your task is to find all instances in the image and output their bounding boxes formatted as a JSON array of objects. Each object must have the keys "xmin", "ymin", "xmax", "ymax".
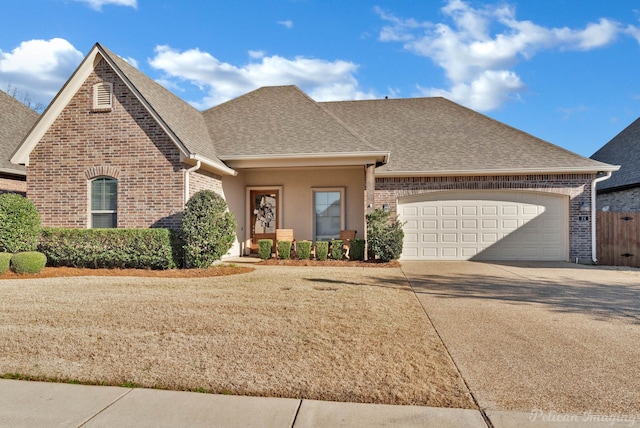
[
  {"xmin": 257, "ymin": 259, "xmax": 401, "ymax": 267},
  {"xmin": 0, "ymin": 265, "xmax": 253, "ymax": 279}
]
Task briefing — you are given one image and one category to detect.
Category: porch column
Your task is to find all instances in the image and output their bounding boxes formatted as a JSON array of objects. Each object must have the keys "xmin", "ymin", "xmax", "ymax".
[
  {"xmin": 364, "ymin": 164, "xmax": 376, "ymax": 260},
  {"xmin": 365, "ymin": 164, "xmax": 376, "ymax": 214}
]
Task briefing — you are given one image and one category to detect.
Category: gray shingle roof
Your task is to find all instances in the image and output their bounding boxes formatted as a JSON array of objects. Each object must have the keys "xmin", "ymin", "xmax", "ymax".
[
  {"xmin": 322, "ymin": 97, "xmax": 613, "ymax": 174},
  {"xmin": 591, "ymin": 117, "xmax": 640, "ymax": 191},
  {"xmin": 0, "ymin": 90, "xmax": 38, "ymax": 175},
  {"xmin": 97, "ymin": 45, "xmax": 230, "ymax": 172},
  {"xmin": 202, "ymin": 86, "xmax": 382, "ymax": 157}
]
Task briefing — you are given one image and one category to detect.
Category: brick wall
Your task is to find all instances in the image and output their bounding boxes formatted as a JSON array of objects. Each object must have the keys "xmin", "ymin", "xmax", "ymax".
[
  {"xmin": 596, "ymin": 187, "xmax": 640, "ymax": 212},
  {"xmin": 28, "ymin": 59, "xmax": 186, "ymax": 229},
  {"xmin": 0, "ymin": 175, "xmax": 26, "ymax": 194},
  {"xmin": 374, "ymin": 173, "xmax": 595, "ymax": 262},
  {"xmin": 188, "ymin": 168, "xmax": 224, "ymax": 200}
]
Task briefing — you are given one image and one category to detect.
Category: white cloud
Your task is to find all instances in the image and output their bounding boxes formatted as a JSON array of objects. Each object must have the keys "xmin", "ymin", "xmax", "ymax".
[
  {"xmin": 0, "ymin": 38, "xmax": 83, "ymax": 105},
  {"xmin": 377, "ymin": 0, "xmax": 625, "ymax": 111},
  {"xmin": 625, "ymin": 24, "xmax": 640, "ymax": 44},
  {"xmin": 73, "ymin": 0, "xmax": 137, "ymax": 11},
  {"xmin": 149, "ymin": 45, "xmax": 375, "ymax": 109},
  {"xmin": 248, "ymin": 50, "xmax": 266, "ymax": 59},
  {"xmin": 278, "ymin": 20, "xmax": 294, "ymax": 29},
  {"xmin": 123, "ymin": 56, "xmax": 139, "ymax": 68},
  {"xmin": 420, "ymin": 70, "xmax": 525, "ymax": 111}
]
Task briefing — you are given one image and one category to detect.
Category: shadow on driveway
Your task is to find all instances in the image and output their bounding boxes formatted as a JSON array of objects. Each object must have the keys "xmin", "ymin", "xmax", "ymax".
[{"xmin": 402, "ymin": 261, "xmax": 640, "ymax": 324}]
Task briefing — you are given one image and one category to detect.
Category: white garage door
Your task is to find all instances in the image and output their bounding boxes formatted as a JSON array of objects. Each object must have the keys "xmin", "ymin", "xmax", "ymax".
[{"xmin": 398, "ymin": 191, "xmax": 568, "ymax": 261}]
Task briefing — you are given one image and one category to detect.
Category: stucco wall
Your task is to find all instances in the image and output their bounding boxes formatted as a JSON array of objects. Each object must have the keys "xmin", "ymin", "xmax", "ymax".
[
  {"xmin": 596, "ymin": 187, "xmax": 640, "ymax": 212},
  {"xmin": 223, "ymin": 166, "xmax": 365, "ymax": 255},
  {"xmin": 374, "ymin": 173, "xmax": 595, "ymax": 262},
  {"xmin": 28, "ymin": 59, "xmax": 186, "ymax": 229}
]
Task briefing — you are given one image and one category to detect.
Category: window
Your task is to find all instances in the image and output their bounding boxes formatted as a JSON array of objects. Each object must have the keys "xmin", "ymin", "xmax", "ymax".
[
  {"xmin": 91, "ymin": 177, "xmax": 117, "ymax": 228},
  {"xmin": 313, "ymin": 188, "xmax": 345, "ymax": 241},
  {"xmin": 93, "ymin": 82, "xmax": 113, "ymax": 111}
]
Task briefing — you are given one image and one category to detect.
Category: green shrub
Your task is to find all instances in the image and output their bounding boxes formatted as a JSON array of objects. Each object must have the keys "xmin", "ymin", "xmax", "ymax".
[
  {"xmin": 10, "ymin": 252, "xmax": 47, "ymax": 274},
  {"xmin": 0, "ymin": 252, "xmax": 11, "ymax": 274},
  {"xmin": 297, "ymin": 241, "xmax": 312, "ymax": 260},
  {"xmin": 331, "ymin": 239, "xmax": 344, "ymax": 260},
  {"xmin": 258, "ymin": 239, "xmax": 273, "ymax": 260},
  {"xmin": 316, "ymin": 241, "xmax": 329, "ymax": 261},
  {"xmin": 277, "ymin": 240, "xmax": 292, "ymax": 259},
  {"xmin": 350, "ymin": 238, "xmax": 365, "ymax": 261},
  {"xmin": 181, "ymin": 190, "xmax": 237, "ymax": 268},
  {"xmin": 39, "ymin": 228, "xmax": 175, "ymax": 269},
  {"xmin": 366, "ymin": 209, "xmax": 405, "ymax": 262},
  {"xmin": 0, "ymin": 193, "xmax": 41, "ymax": 253}
]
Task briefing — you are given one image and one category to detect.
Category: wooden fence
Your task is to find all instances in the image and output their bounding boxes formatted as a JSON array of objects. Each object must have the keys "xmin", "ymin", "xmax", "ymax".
[{"xmin": 596, "ymin": 211, "xmax": 640, "ymax": 268}]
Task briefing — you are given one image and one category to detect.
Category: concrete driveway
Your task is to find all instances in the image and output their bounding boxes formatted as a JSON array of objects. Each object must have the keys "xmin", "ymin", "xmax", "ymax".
[{"xmin": 401, "ymin": 261, "xmax": 640, "ymax": 423}]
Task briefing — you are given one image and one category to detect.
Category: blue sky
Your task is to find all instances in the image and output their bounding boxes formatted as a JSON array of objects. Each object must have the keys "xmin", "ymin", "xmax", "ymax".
[{"xmin": 1, "ymin": 0, "xmax": 639, "ymax": 158}]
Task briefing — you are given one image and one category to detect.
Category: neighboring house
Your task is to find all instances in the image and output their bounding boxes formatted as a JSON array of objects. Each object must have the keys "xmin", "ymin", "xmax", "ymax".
[
  {"xmin": 590, "ymin": 118, "xmax": 640, "ymax": 212},
  {"xmin": 11, "ymin": 43, "xmax": 618, "ymax": 262},
  {"xmin": 0, "ymin": 90, "xmax": 39, "ymax": 195}
]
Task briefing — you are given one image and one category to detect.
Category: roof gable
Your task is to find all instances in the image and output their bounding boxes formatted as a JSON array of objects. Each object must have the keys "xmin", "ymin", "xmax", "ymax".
[
  {"xmin": 322, "ymin": 97, "xmax": 616, "ymax": 175},
  {"xmin": 202, "ymin": 86, "xmax": 388, "ymax": 166},
  {"xmin": 11, "ymin": 43, "xmax": 234, "ymax": 176},
  {"xmin": 591, "ymin": 117, "xmax": 640, "ymax": 191},
  {"xmin": 0, "ymin": 90, "xmax": 39, "ymax": 175}
]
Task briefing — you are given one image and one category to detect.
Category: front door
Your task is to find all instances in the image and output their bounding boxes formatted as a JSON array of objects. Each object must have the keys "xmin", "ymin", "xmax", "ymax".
[{"xmin": 250, "ymin": 189, "xmax": 279, "ymax": 253}]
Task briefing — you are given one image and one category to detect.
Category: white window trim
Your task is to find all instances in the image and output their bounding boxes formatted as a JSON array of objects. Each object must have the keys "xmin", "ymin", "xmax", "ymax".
[
  {"xmin": 90, "ymin": 177, "xmax": 118, "ymax": 228},
  {"xmin": 93, "ymin": 82, "xmax": 113, "ymax": 111},
  {"xmin": 312, "ymin": 187, "xmax": 345, "ymax": 242}
]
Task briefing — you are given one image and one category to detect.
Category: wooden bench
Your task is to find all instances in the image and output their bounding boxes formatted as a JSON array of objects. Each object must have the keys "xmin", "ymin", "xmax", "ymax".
[
  {"xmin": 275, "ymin": 229, "xmax": 295, "ymax": 257},
  {"xmin": 339, "ymin": 230, "xmax": 357, "ymax": 258}
]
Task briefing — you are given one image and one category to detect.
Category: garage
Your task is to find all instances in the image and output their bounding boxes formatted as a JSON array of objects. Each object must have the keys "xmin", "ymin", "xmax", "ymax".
[{"xmin": 398, "ymin": 191, "xmax": 569, "ymax": 261}]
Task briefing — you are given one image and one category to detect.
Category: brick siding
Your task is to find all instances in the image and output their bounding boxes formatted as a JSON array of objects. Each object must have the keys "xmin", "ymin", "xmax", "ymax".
[
  {"xmin": 374, "ymin": 174, "xmax": 595, "ymax": 262},
  {"xmin": 0, "ymin": 175, "xmax": 26, "ymax": 194},
  {"xmin": 596, "ymin": 187, "xmax": 640, "ymax": 212},
  {"xmin": 188, "ymin": 168, "xmax": 224, "ymax": 200},
  {"xmin": 27, "ymin": 59, "xmax": 189, "ymax": 229}
]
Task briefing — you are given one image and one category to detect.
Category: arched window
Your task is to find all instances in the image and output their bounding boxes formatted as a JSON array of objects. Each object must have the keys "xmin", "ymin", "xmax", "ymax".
[{"xmin": 91, "ymin": 177, "xmax": 117, "ymax": 228}]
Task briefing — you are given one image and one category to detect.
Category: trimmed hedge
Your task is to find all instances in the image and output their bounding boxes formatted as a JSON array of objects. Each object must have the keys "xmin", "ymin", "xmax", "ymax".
[
  {"xmin": 258, "ymin": 239, "xmax": 273, "ymax": 260},
  {"xmin": 277, "ymin": 240, "xmax": 292, "ymax": 259},
  {"xmin": 331, "ymin": 239, "xmax": 344, "ymax": 260},
  {"xmin": 39, "ymin": 228, "xmax": 176, "ymax": 270},
  {"xmin": 349, "ymin": 238, "xmax": 365, "ymax": 261},
  {"xmin": 0, "ymin": 252, "xmax": 11, "ymax": 274},
  {"xmin": 316, "ymin": 241, "xmax": 329, "ymax": 261},
  {"xmin": 11, "ymin": 252, "xmax": 47, "ymax": 274},
  {"xmin": 297, "ymin": 241, "xmax": 312, "ymax": 260},
  {"xmin": 181, "ymin": 190, "xmax": 237, "ymax": 268},
  {"xmin": 0, "ymin": 193, "xmax": 41, "ymax": 253},
  {"xmin": 366, "ymin": 209, "xmax": 405, "ymax": 262}
]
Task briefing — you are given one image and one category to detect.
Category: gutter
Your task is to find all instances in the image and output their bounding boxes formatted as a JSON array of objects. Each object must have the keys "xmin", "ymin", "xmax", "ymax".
[
  {"xmin": 591, "ymin": 171, "xmax": 613, "ymax": 264},
  {"xmin": 184, "ymin": 160, "xmax": 201, "ymax": 205}
]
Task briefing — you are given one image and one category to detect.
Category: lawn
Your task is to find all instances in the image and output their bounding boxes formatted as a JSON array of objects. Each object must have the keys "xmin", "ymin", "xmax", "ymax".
[{"xmin": 0, "ymin": 265, "xmax": 474, "ymax": 408}]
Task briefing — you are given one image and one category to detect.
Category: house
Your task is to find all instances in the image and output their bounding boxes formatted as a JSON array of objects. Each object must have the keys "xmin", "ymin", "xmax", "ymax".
[
  {"xmin": 0, "ymin": 90, "xmax": 39, "ymax": 195},
  {"xmin": 590, "ymin": 118, "xmax": 640, "ymax": 212},
  {"xmin": 11, "ymin": 43, "xmax": 618, "ymax": 262}
]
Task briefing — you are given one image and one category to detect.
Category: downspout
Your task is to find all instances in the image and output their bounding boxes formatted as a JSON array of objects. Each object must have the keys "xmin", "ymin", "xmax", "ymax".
[
  {"xmin": 591, "ymin": 171, "xmax": 612, "ymax": 264},
  {"xmin": 184, "ymin": 160, "xmax": 201, "ymax": 206}
]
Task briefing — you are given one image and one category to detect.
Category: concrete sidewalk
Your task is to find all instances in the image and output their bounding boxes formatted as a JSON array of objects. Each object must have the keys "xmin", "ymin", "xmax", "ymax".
[
  {"xmin": 3, "ymin": 380, "xmax": 635, "ymax": 427},
  {"xmin": 0, "ymin": 379, "xmax": 486, "ymax": 428}
]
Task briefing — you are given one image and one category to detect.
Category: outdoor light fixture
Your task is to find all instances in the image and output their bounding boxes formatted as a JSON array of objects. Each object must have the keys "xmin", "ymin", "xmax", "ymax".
[
  {"xmin": 580, "ymin": 202, "xmax": 590, "ymax": 212},
  {"xmin": 382, "ymin": 203, "xmax": 390, "ymax": 212}
]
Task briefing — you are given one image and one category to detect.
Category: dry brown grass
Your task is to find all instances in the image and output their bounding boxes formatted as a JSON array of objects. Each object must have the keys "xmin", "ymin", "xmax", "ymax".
[{"xmin": 0, "ymin": 266, "xmax": 474, "ymax": 408}]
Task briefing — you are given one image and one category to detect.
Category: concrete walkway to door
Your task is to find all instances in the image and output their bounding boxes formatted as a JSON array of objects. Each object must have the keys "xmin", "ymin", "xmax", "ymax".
[{"xmin": 401, "ymin": 261, "xmax": 640, "ymax": 426}]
